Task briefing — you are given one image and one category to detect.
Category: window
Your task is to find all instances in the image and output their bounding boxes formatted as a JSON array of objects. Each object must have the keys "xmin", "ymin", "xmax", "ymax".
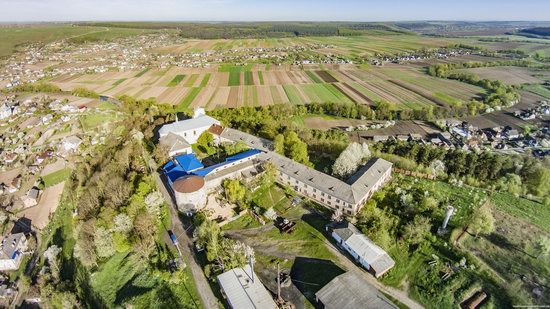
[
  {"xmin": 328, "ymin": 201, "xmax": 331, "ymax": 205},
  {"xmin": 295, "ymin": 180, "xmax": 298, "ymax": 184},
  {"xmin": 321, "ymin": 198, "xmax": 325, "ymax": 203},
  {"xmin": 313, "ymin": 194, "xmax": 317, "ymax": 199},
  {"xmin": 193, "ymin": 130, "xmax": 196, "ymax": 135},
  {"xmin": 321, "ymin": 192, "xmax": 325, "ymax": 197},
  {"xmin": 313, "ymin": 188, "xmax": 317, "ymax": 193}
]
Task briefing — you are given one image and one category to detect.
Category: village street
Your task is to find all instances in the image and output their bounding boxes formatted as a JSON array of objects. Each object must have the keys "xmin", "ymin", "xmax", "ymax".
[{"xmin": 150, "ymin": 159, "xmax": 219, "ymax": 309}]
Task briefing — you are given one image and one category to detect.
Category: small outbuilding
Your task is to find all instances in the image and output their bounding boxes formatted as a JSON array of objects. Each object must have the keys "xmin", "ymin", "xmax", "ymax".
[
  {"xmin": 217, "ymin": 265, "xmax": 277, "ymax": 309},
  {"xmin": 316, "ymin": 272, "xmax": 398, "ymax": 309}
]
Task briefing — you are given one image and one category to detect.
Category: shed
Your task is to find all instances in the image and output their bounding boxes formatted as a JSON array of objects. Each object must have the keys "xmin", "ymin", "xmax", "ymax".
[
  {"xmin": 316, "ymin": 272, "xmax": 397, "ymax": 309},
  {"xmin": 217, "ymin": 265, "xmax": 277, "ymax": 309}
]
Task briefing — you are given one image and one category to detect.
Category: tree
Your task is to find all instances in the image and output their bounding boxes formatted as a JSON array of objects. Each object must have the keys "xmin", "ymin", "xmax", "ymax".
[
  {"xmin": 104, "ymin": 176, "xmax": 131, "ymax": 208},
  {"xmin": 113, "ymin": 213, "xmax": 133, "ymax": 234},
  {"xmin": 525, "ymin": 166, "xmax": 550, "ymax": 197},
  {"xmin": 284, "ymin": 131, "xmax": 311, "ymax": 166},
  {"xmin": 260, "ymin": 162, "xmax": 277, "ymax": 184},
  {"xmin": 469, "ymin": 205, "xmax": 495, "ymax": 236},
  {"xmin": 197, "ymin": 131, "xmax": 214, "ymax": 152},
  {"xmin": 74, "ymin": 219, "xmax": 97, "ymax": 267},
  {"xmin": 223, "ymin": 179, "xmax": 247, "ymax": 205},
  {"xmin": 332, "ymin": 143, "xmax": 371, "ymax": 178},
  {"xmin": 133, "ymin": 211, "xmax": 156, "ymax": 257},
  {"xmin": 94, "ymin": 227, "xmax": 116, "ymax": 259},
  {"xmin": 273, "ymin": 134, "xmax": 285, "ymax": 155},
  {"xmin": 402, "ymin": 216, "xmax": 432, "ymax": 245}
]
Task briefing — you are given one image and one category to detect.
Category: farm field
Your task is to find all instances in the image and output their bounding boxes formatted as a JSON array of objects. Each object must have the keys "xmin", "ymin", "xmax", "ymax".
[
  {"xmin": 454, "ymin": 66, "xmax": 546, "ymax": 85},
  {"xmin": 51, "ymin": 63, "xmax": 484, "ymax": 111}
]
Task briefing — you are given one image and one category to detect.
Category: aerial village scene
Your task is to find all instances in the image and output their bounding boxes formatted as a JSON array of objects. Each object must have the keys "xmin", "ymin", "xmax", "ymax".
[{"xmin": 0, "ymin": 2, "xmax": 549, "ymax": 309}]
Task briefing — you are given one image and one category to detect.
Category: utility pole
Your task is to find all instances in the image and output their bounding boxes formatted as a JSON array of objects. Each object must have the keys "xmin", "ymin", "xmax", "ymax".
[{"xmin": 277, "ymin": 263, "xmax": 282, "ymax": 302}]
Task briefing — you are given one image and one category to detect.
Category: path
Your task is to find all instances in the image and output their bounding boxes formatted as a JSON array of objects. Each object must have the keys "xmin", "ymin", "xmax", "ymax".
[{"xmin": 150, "ymin": 159, "xmax": 219, "ymax": 309}]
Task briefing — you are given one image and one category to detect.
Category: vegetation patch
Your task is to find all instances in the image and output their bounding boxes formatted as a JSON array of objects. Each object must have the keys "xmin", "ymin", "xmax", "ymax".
[
  {"xmin": 167, "ymin": 74, "xmax": 185, "ymax": 87},
  {"xmin": 42, "ymin": 168, "xmax": 72, "ymax": 187}
]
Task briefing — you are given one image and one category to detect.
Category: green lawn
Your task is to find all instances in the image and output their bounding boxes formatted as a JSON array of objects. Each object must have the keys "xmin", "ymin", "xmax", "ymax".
[
  {"xmin": 222, "ymin": 214, "xmax": 262, "ymax": 231},
  {"xmin": 489, "ymin": 192, "xmax": 550, "ymax": 232},
  {"xmin": 80, "ymin": 112, "xmax": 117, "ymax": 130},
  {"xmin": 42, "ymin": 168, "xmax": 72, "ymax": 187},
  {"xmin": 167, "ymin": 74, "xmax": 185, "ymax": 87}
]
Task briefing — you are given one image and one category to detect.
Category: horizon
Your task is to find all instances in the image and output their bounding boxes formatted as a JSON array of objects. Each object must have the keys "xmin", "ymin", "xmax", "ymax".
[{"xmin": 1, "ymin": 0, "xmax": 550, "ymax": 23}]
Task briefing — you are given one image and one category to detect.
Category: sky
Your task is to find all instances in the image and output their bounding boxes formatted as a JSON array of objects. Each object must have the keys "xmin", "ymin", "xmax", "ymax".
[{"xmin": 0, "ymin": 0, "xmax": 549, "ymax": 22}]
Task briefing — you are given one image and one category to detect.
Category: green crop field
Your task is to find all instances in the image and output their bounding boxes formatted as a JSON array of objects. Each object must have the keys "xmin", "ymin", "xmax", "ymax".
[
  {"xmin": 0, "ymin": 25, "xmax": 101, "ymax": 58},
  {"xmin": 199, "ymin": 73, "xmax": 211, "ymax": 87},
  {"xmin": 228, "ymin": 72, "xmax": 241, "ymax": 86},
  {"xmin": 178, "ymin": 87, "xmax": 202, "ymax": 109},
  {"xmin": 244, "ymin": 71, "xmax": 254, "ymax": 85},
  {"xmin": 167, "ymin": 74, "xmax": 185, "ymax": 86},
  {"xmin": 184, "ymin": 74, "xmax": 199, "ymax": 87},
  {"xmin": 283, "ymin": 85, "xmax": 304, "ymax": 104},
  {"xmin": 305, "ymin": 70, "xmax": 323, "ymax": 83},
  {"xmin": 134, "ymin": 68, "xmax": 150, "ymax": 77}
]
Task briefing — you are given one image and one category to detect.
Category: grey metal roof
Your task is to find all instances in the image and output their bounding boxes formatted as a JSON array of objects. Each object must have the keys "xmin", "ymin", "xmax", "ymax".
[
  {"xmin": 316, "ymin": 272, "xmax": 398, "ymax": 309},
  {"xmin": 331, "ymin": 221, "xmax": 395, "ymax": 276},
  {"xmin": 219, "ymin": 128, "xmax": 391, "ymax": 206},
  {"xmin": 262, "ymin": 152, "xmax": 391, "ymax": 205},
  {"xmin": 217, "ymin": 265, "xmax": 277, "ymax": 309},
  {"xmin": 159, "ymin": 132, "xmax": 191, "ymax": 152},
  {"xmin": 0, "ymin": 233, "xmax": 25, "ymax": 260},
  {"xmin": 220, "ymin": 128, "xmax": 273, "ymax": 152},
  {"xmin": 159, "ymin": 115, "xmax": 220, "ymax": 137}
]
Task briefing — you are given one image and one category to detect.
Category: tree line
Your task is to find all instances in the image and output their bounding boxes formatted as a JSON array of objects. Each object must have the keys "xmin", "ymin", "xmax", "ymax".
[{"xmin": 374, "ymin": 140, "xmax": 550, "ymax": 199}]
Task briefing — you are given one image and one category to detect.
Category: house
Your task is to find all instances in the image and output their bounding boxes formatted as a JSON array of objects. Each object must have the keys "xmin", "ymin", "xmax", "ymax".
[
  {"xmin": 159, "ymin": 132, "xmax": 192, "ymax": 157},
  {"xmin": 21, "ymin": 188, "xmax": 40, "ymax": 208},
  {"xmin": 328, "ymin": 221, "xmax": 395, "ymax": 277},
  {"xmin": 35, "ymin": 150, "xmax": 52, "ymax": 165},
  {"xmin": 3, "ymin": 152, "xmax": 18, "ymax": 164},
  {"xmin": 158, "ymin": 108, "xmax": 220, "ymax": 145},
  {"xmin": 505, "ymin": 129, "xmax": 519, "ymax": 139},
  {"xmin": 0, "ymin": 233, "xmax": 28, "ymax": 271},
  {"xmin": 7, "ymin": 175, "xmax": 22, "ymax": 193},
  {"xmin": 316, "ymin": 272, "xmax": 397, "ymax": 309},
  {"xmin": 217, "ymin": 265, "xmax": 277, "ymax": 309},
  {"xmin": 61, "ymin": 136, "xmax": 82, "ymax": 152},
  {"xmin": 0, "ymin": 104, "xmax": 12, "ymax": 120}
]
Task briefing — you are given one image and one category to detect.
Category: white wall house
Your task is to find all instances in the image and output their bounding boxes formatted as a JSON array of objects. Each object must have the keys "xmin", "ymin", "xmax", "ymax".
[
  {"xmin": 158, "ymin": 109, "xmax": 220, "ymax": 146},
  {"xmin": 329, "ymin": 222, "xmax": 395, "ymax": 278}
]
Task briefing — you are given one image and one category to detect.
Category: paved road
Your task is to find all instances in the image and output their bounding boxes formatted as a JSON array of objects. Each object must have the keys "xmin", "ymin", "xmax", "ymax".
[{"xmin": 150, "ymin": 161, "xmax": 219, "ymax": 309}]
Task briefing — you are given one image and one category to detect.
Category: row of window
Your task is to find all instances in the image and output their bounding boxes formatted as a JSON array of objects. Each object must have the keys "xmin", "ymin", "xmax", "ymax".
[{"xmin": 280, "ymin": 171, "xmax": 356, "ymax": 212}]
